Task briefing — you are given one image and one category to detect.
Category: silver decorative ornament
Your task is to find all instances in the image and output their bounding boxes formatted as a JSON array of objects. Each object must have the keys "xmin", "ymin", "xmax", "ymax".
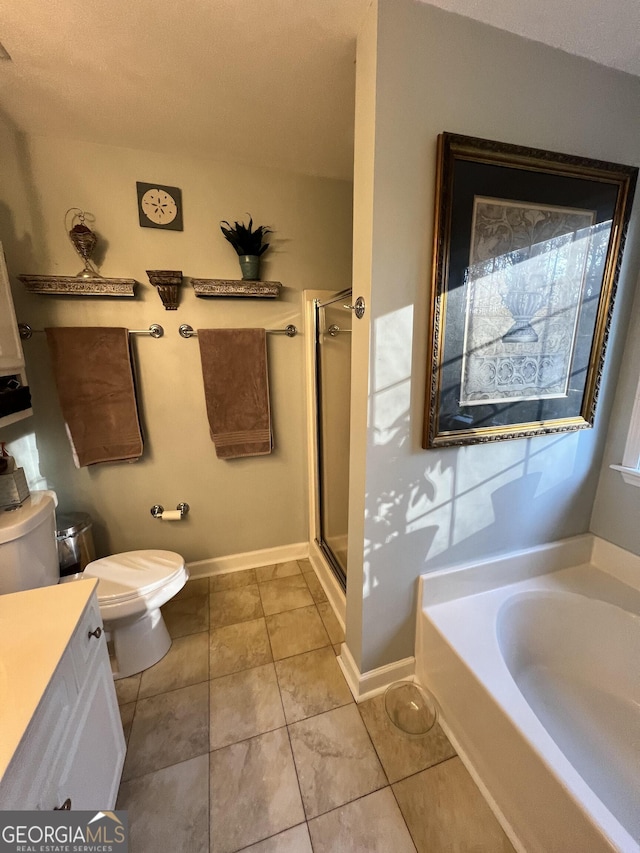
[{"xmin": 66, "ymin": 208, "xmax": 101, "ymax": 278}]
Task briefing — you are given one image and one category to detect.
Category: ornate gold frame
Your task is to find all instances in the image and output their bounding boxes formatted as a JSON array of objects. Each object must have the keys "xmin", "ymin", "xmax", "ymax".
[{"xmin": 423, "ymin": 133, "xmax": 637, "ymax": 449}]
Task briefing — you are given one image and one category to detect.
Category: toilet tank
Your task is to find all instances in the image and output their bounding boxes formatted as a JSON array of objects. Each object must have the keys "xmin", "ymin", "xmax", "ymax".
[{"xmin": 0, "ymin": 491, "xmax": 59, "ymax": 594}]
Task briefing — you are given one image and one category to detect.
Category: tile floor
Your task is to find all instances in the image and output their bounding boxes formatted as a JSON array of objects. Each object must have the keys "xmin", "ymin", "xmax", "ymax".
[{"xmin": 115, "ymin": 558, "xmax": 515, "ymax": 853}]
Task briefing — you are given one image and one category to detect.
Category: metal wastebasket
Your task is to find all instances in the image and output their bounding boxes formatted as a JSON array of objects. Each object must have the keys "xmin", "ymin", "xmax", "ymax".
[{"xmin": 56, "ymin": 512, "xmax": 96, "ymax": 577}]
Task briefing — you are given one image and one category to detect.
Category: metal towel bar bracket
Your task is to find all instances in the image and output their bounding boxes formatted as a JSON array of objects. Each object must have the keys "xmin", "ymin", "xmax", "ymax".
[
  {"xmin": 342, "ymin": 296, "xmax": 366, "ymax": 320},
  {"xmin": 178, "ymin": 324, "xmax": 297, "ymax": 339},
  {"xmin": 343, "ymin": 296, "xmax": 366, "ymax": 320},
  {"xmin": 327, "ymin": 324, "xmax": 352, "ymax": 337},
  {"xmin": 18, "ymin": 323, "xmax": 164, "ymax": 340}
]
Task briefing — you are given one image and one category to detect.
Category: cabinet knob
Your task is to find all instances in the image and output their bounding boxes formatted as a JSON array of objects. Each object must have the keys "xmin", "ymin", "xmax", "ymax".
[
  {"xmin": 55, "ymin": 798, "xmax": 72, "ymax": 810},
  {"xmin": 88, "ymin": 627, "xmax": 103, "ymax": 640}
]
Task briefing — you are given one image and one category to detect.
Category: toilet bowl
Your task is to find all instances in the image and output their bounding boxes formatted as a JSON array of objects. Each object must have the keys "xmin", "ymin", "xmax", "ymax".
[
  {"xmin": 0, "ymin": 492, "xmax": 188, "ymax": 680},
  {"xmin": 82, "ymin": 550, "xmax": 188, "ymax": 679}
]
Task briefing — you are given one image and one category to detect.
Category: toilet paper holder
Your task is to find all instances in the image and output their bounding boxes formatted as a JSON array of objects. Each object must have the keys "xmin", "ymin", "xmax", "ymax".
[{"xmin": 150, "ymin": 502, "xmax": 190, "ymax": 519}]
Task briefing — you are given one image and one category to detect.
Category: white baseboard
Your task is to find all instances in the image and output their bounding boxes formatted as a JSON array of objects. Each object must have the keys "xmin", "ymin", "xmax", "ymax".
[
  {"xmin": 187, "ymin": 541, "xmax": 309, "ymax": 578},
  {"xmin": 338, "ymin": 643, "xmax": 416, "ymax": 703},
  {"xmin": 308, "ymin": 539, "xmax": 346, "ymax": 625}
]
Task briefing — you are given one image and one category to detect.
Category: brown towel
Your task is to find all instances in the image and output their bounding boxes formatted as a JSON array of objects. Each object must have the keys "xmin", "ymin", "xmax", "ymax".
[
  {"xmin": 198, "ymin": 328, "xmax": 272, "ymax": 459},
  {"xmin": 45, "ymin": 327, "xmax": 143, "ymax": 467}
]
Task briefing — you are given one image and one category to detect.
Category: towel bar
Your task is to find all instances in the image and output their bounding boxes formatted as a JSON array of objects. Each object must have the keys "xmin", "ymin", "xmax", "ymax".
[
  {"xmin": 178, "ymin": 324, "xmax": 297, "ymax": 339},
  {"xmin": 18, "ymin": 323, "xmax": 165, "ymax": 340}
]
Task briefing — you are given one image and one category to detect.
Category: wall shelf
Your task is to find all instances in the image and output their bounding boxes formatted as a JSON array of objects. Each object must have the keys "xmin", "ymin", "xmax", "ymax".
[
  {"xmin": 18, "ymin": 275, "xmax": 137, "ymax": 297},
  {"xmin": 190, "ymin": 279, "xmax": 282, "ymax": 298}
]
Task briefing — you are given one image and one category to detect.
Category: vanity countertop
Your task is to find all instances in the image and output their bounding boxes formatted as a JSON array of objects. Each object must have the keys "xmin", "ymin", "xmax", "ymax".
[{"xmin": 0, "ymin": 579, "xmax": 98, "ymax": 779}]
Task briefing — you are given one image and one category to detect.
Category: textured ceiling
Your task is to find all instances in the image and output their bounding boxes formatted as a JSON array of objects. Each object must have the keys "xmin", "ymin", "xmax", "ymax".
[
  {"xmin": 0, "ymin": 0, "xmax": 368, "ymax": 180},
  {"xmin": 420, "ymin": 0, "xmax": 640, "ymax": 78},
  {"xmin": 0, "ymin": 0, "xmax": 638, "ymax": 181}
]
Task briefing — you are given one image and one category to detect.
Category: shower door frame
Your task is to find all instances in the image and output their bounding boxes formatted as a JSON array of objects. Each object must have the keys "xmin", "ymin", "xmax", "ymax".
[{"xmin": 313, "ymin": 287, "xmax": 352, "ymax": 592}]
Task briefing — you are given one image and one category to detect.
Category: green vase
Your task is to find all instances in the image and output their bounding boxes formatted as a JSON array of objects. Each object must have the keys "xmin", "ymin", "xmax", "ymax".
[{"xmin": 239, "ymin": 255, "xmax": 260, "ymax": 280}]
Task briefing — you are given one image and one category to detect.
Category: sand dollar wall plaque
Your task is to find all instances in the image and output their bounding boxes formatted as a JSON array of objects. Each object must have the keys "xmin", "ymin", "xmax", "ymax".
[{"xmin": 136, "ymin": 182, "xmax": 183, "ymax": 231}]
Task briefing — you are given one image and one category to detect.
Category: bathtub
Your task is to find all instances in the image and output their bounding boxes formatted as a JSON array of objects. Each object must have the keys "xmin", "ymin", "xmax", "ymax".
[{"xmin": 415, "ymin": 534, "xmax": 640, "ymax": 853}]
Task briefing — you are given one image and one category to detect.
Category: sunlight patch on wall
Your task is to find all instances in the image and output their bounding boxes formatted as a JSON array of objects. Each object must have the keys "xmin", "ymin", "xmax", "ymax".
[
  {"xmin": 366, "ymin": 298, "xmax": 582, "ymax": 568},
  {"xmin": 405, "ymin": 459, "xmax": 453, "ymax": 558},
  {"xmin": 372, "ymin": 380, "xmax": 410, "ymax": 445},
  {"xmin": 408, "ymin": 507, "xmax": 451, "ymax": 560},
  {"xmin": 363, "ymin": 553, "xmax": 388, "ymax": 601},
  {"xmin": 372, "ymin": 305, "xmax": 414, "ymax": 446},
  {"xmin": 405, "ymin": 444, "xmax": 524, "ymax": 559},
  {"xmin": 363, "ymin": 555, "xmax": 372, "ymax": 598},
  {"xmin": 404, "ymin": 431, "xmax": 582, "ymax": 561},
  {"xmin": 406, "ymin": 456, "xmax": 455, "ymax": 530},
  {"xmin": 373, "ymin": 305, "xmax": 413, "ymax": 391},
  {"xmin": 528, "ymin": 432, "xmax": 580, "ymax": 497},
  {"xmin": 6, "ymin": 432, "xmax": 48, "ymax": 490},
  {"xmin": 452, "ymin": 443, "xmax": 524, "ymax": 549},
  {"xmin": 405, "ymin": 460, "xmax": 453, "ymax": 527},
  {"xmin": 455, "ymin": 442, "xmax": 525, "ymax": 493}
]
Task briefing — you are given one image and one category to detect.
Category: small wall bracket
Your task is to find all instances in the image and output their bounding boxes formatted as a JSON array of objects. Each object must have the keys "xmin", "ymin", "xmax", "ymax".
[{"xmin": 344, "ymin": 296, "xmax": 365, "ymax": 319}]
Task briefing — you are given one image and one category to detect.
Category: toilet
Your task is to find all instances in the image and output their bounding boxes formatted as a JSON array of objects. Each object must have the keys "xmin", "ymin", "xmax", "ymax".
[
  {"xmin": 80, "ymin": 550, "xmax": 187, "ymax": 678},
  {"xmin": 0, "ymin": 491, "xmax": 188, "ymax": 679}
]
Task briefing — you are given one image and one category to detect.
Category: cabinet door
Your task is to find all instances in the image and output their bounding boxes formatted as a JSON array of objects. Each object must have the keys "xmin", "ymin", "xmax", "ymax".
[
  {"xmin": 0, "ymin": 244, "xmax": 31, "ymax": 427},
  {"xmin": 70, "ymin": 595, "xmax": 104, "ymax": 685},
  {"xmin": 53, "ymin": 652, "xmax": 126, "ymax": 811},
  {"xmin": 0, "ymin": 245, "xmax": 25, "ymax": 373},
  {"xmin": 0, "ymin": 654, "xmax": 77, "ymax": 810}
]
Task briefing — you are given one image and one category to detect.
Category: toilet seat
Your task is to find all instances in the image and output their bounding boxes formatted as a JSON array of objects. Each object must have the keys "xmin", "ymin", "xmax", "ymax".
[{"xmin": 85, "ymin": 550, "xmax": 186, "ymax": 604}]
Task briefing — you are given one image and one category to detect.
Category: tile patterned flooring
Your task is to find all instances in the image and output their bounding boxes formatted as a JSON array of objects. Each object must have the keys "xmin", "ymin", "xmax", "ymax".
[{"xmin": 115, "ymin": 559, "xmax": 515, "ymax": 853}]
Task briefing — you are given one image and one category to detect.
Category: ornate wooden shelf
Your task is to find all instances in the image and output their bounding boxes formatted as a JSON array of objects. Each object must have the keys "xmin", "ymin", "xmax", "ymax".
[
  {"xmin": 19, "ymin": 275, "xmax": 137, "ymax": 297},
  {"xmin": 190, "ymin": 279, "xmax": 282, "ymax": 298}
]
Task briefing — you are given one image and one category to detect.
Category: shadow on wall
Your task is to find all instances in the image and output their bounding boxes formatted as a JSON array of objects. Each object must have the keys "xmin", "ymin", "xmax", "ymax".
[
  {"xmin": 0, "ymin": 109, "xmax": 44, "ymax": 476},
  {"xmin": 359, "ymin": 295, "xmax": 594, "ymax": 669},
  {"xmin": 363, "ymin": 404, "xmax": 588, "ymax": 663},
  {"xmin": 0, "ymin": 108, "xmax": 76, "ymax": 530},
  {"xmin": 0, "ymin": 107, "xmax": 49, "ymax": 286}
]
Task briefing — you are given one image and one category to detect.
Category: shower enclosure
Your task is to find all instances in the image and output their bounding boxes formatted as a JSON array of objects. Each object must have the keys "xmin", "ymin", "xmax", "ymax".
[{"xmin": 313, "ymin": 290, "xmax": 352, "ymax": 589}]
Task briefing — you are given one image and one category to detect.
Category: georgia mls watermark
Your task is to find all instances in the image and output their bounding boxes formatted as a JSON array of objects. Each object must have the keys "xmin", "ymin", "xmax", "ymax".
[{"xmin": 0, "ymin": 811, "xmax": 127, "ymax": 853}]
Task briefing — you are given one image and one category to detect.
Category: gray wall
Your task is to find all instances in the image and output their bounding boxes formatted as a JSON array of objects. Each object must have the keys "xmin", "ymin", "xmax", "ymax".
[
  {"xmin": 590, "ymin": 271, "xmax": 640, "ymax": 552},
  {"xmin": 0, "ymin": 118, "xmax": 353, "ymax": 562},
  {"xmin": 349, "ymin": 0, "xmax": 640, "ymax": 672}
]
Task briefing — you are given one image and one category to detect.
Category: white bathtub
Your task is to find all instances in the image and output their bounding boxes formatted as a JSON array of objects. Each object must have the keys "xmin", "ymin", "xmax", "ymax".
[{"xmin": 415, "ymin": 534, "xmax": 640, "ymax": 853}]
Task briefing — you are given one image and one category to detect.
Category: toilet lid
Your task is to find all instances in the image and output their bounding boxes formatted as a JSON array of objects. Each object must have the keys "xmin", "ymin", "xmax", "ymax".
[{"xmin": 85, "ymin": 550, "xmax": 185, "ymax": 603}]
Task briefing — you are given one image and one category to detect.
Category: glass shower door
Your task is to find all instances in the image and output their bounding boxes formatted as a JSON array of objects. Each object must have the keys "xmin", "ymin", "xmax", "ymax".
[{"xmin": 315, "ymin": 291, "xmax": 352, "ymax": 588}]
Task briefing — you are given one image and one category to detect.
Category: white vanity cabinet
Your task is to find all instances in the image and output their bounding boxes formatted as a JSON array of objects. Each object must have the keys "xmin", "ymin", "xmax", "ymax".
[
  {"xmin": 0, "ymin": 243, "xmax": 32, "ymax": 428},
  {"xmin": 0, "ymin": 581, "xmax": 125, "ymax": 810}
]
